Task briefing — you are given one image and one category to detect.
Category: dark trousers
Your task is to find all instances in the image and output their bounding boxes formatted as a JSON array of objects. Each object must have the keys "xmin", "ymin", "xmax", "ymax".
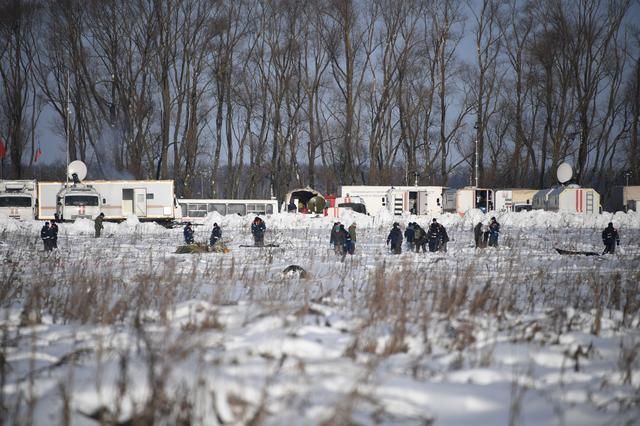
[
  {"xmin": 391, "ymin": 242, "xmax": 402, "ymax": 254},
  {"xmin": 603, "ymin": 241, "xmax": 616, "ymax": 254}
]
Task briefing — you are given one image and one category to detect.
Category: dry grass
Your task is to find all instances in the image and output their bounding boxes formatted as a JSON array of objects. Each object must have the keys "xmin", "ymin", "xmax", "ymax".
[{"xmin": 1, "ymin": 227, "xmax": 639, "ymax": 425}]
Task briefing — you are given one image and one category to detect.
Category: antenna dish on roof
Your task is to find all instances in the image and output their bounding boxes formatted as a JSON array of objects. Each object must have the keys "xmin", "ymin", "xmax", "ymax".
[
  {"xmin": 556, "ymin": 162, "xmax": 573, "ymax": 184},
  {"xmin": 67, "ymin": 160, "xmax": 87, "ymax": 183}
]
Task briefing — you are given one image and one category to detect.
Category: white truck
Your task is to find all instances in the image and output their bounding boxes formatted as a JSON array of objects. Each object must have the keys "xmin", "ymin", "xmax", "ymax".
[
  {"xmin": 38, "ymin": 180, "xmax": 179, "ymax": 223},
  {"xmin": 38, "ymin": 181, "xmax": 102, "ymax": 221},
  {"xmin": 0, "ymin": 179, "xmax": 38, "ymax": 220}
]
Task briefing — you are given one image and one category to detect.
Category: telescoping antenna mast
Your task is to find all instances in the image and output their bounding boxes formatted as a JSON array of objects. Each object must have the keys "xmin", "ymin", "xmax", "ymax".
[
  {"xmin": 65, "ymin": 69, "xmax": 70, "ymax": 188},
  {"xmin": 474, "ymin": 121, "xmax": 479, "ymax": 187}
]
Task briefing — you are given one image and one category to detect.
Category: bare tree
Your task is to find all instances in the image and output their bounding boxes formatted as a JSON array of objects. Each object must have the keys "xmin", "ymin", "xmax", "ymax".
[
  {"xmin": 429, "ymin": 0, "xmax": 471, "ymax": 185},
  {"xmin": 0, "ymin": 0, "xmax": 41, "ymax": 178}
]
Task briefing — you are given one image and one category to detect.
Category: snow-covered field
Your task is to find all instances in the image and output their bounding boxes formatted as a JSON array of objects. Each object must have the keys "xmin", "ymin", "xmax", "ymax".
[{"xmin": 1, "ymin": 210, "xmax": 639, "ymax": 425}]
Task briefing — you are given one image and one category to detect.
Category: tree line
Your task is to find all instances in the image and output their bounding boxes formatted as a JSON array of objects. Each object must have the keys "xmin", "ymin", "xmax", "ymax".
[{"xmin": 0, "ymin": 0, "xmax": 638, "ymax": 201}]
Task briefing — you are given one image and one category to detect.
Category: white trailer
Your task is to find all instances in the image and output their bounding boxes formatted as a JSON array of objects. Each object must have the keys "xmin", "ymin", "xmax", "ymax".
[
  {"xmin": 443, "ymin": 187, "xmax": 494, "ymax": 215},
  {"xmin": 87, "ymin": 180, "xmax": 177, "ymax": 222},
  {"xmin": 494, "ymin": 189, "xmax": 537, "ymax": 212},
  {"xmin": 545, "ymin": 185, "xmax": 600, "ymax": 214},
  {"xmin": 340, "ymin": 185, "xmax": 446, "ymax": 216},
  {"xmin": 0, "ymin": 180, "xmax": 37, "ymax": 220},
  {"xmin": 385, "ymin": 186, "xmax": 446, "ymax": 216}
]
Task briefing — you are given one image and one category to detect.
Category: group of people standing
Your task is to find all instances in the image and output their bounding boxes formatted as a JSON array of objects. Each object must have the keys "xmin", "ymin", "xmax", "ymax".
[
  {"xmin": 387, "ymin": 219, "xmax": 449, "ymax": 255},
  {"xmin": 330, "ymin": 222, "xmax": 356, "ymax": 258},
  {"xmin": 473, "ymin": 217, "xmax": 501, "ymax": 248},
  {"xmin": 40, "ymin": 221, "xmax": 59, "ymax": 251}
]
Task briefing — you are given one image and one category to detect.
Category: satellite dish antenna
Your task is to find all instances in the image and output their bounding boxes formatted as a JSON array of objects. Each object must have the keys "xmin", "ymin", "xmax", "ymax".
[
  {"xmin": 67, "ymin": 160, "xmax": 87, "ymax": 184},
  {"xmin": 556, "ymin": 162, "xmax": 573, "ymax": 184}
]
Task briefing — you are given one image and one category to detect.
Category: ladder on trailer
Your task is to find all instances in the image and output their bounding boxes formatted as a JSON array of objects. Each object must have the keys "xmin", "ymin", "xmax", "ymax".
[
  {"xmin": 393, "ymin": 196, "xmax": 403, "ymax": 215},
  {"xmin": 586, "ymin": 191, "xmax": 594, "ymax": 213}
]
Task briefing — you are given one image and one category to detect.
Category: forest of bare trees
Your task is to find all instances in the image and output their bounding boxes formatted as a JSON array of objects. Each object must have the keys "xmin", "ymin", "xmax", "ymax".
[{"xmin": 0, "ymin": 0, "xmax": 638, "ymax": 201}]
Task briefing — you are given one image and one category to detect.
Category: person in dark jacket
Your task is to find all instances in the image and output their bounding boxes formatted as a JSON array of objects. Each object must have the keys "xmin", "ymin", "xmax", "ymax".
[
  {"xmin": 94, "ymin": 212, "xmax": 104, "ymax": 238},
  {"xmin": 251, "ymin": 217, "xmax": 266, "ymax": 246},
  {"xmin": 341, "ymin": 225, "xmax": 353, "ymax": 259},
  {"xmin": 41, "ymin": 222, "xmax": 51, "ymax": 251},
  {"xmin": 474, "ymin": 222, "xmax": 484, "ymax": 248},
  {"xmin": 414, "ymin": 224, "xmax": 427, "ymax": 253},
  {"xmin": 330, "ymin": 222, "xmax": 340, "ymax": 249},
  {"xmin": 404, "ymin": 222, "xmax": 415, "ymax": 250},
  {"xmin": 438, "ymin": 222, "xmax": 449, "ymax": 252},
  {"xmin": 387, "ymin": 222, "xmax": 403, "ymax": 254},
  {"xmin": 602, "ymin": 222, "xmax": 620, "ymax": 254},
  {"xmin": 184, "ymin": 222, "xmax": 195, "ymax": 244},
  {"xmin": 49, "ymin": 222, "xmax": 59, "ymax": 249},
  {"xmin": 209, "ymin": 223, "xmax": 222, "ymax": 246},
  {"xmin": 427, "ymin": 219, "xmax": 441, "ymax": 252},
  {"xmin": 348, "ymin": 223, "xmax": 357, "ymax": 254},
  {"xmin": 334, "ymin": 224, "xmax": 347, "ymax": 255},
  {"xmin": 488, "ymin": 217, "xmax": 500, "ymax": 247}
]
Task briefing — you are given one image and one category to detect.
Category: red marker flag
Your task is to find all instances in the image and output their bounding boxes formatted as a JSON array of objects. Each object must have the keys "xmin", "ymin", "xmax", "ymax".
[
  {"xmin": 0, "ymin": 137, "xmax": 6, "ymax": 159},
  {"xmin": 34, "ymin": 147, "xmax": 42, "ymax": 162}
]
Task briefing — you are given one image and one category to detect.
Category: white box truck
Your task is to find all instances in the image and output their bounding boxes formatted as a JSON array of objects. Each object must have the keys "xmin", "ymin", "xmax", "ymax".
[
  {"xmin": 38, "ymin": 180, "xmax": 178, "ymax": 223},
  {"xmin": 37, "ymin": 181, "xmax": 102, "ymax": 221},
  {"xmin": 0, "ymin": 179, "xmax": 38, "ymax": 220}
]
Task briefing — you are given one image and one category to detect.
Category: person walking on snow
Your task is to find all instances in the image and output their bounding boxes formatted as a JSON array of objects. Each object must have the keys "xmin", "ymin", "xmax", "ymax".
[
  {"xmin": 404, "ymin": 222, "xmax": 415, "ymax": 250},
  {"xmin": 427, "ymin": 219, "xmax": 441, "ymax": 252},
  {"xmin": 210, "ymin": 223, "xmax": 222, "ymax": 246},
  {"xmin": 414, "ymin": 223, "xmax": 427, "ymax": 253},
  {"xmin": 183, "ymin": 222, "xmax": 195, "ymax": 244},
  {"xmin": 94, "ymin": 212, "xmax": 104, "ymax": 238},
  {"xmin": 41, "ymin": 222, "xmax": 51, "ymax": 251},
  {"xmin": 602, "ymin": 222, "xmax": 620, "ymax": 254},
  {"xmin": 49, "ymin": 222, "xmax": 59, "ymax": 249},
  {"xmin": 348, "ymin": 222, "xmax": 357, "ymax": 254},
  {"xmin": 251, "ymin": 217, "xmax": 266, "ymax": 246},
  {"xmin": 341, "ymin": 224, "xmax": 353, "ymax": 259},
  {"xmin": 488, "ymin": 217, "xmax": 500, "ymax": 247},
  {"xmin": 474, "ymin": 222, "xmax": 484, "ymax": 248},
  {"xmin": 330, "ymin": 222, "xmax": 340, "ymax": 249},
  {"xmin": 438, "ymin": 222, "xmax": 449, "ymax": 252},
  {"xmin": 387, "ymin": 222, "xmax": 403, "ymax": 254}
]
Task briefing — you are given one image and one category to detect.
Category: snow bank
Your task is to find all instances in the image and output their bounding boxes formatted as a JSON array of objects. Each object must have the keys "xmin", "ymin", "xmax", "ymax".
[{"xmin": 1, "ymin": 209, "xmax": 640, "ymax": 237}]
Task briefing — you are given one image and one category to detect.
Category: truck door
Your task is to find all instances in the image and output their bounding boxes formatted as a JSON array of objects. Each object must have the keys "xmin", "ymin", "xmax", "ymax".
[
  {"xmin": 134, "ymin": 188, "xmax": 147, "ymax": 216},
  {"xmin": 417, "ymin": 191, "xmax": 430, "ymax": 215}
]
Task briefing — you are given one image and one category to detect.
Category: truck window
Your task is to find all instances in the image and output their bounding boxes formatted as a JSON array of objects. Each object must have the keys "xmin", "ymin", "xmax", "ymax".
[
  {"xmin": 65, "ymin": 195, "xmax": 99, "ymax": 206},
  {"xmin": 0, "ymin": 196, "xmax": 32, "ymax": 207}
]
